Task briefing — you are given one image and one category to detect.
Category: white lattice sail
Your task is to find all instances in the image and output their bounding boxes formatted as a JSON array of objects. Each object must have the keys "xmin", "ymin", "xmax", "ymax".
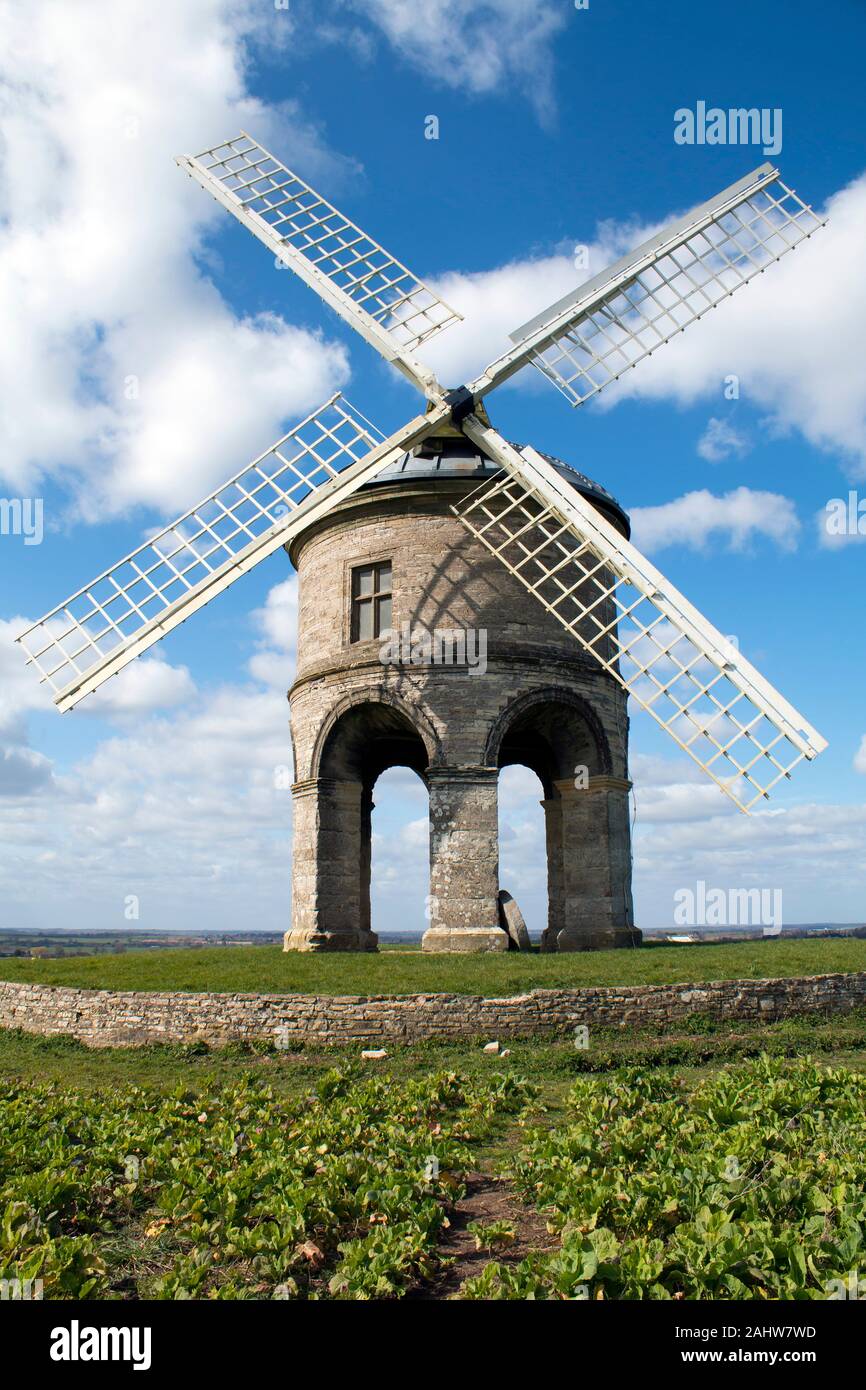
[
  {"xmin": 17, "ymin": 395, "xmax": 435, "ymax": 713},
  {"xmin": 177, "ymin": 132, "xmax": 462, "ymax": 367},
  {"xmin": 455, "ymin": 430, "xmax": 827, "ymax": 813},
  {"xmin": 492, "ymin": 165, "xmax": 824, "ymax": 409}
]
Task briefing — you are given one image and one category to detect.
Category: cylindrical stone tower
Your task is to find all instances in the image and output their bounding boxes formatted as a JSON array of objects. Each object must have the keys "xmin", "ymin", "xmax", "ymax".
[{"xmin": 283, "ymin": 423, "xmax": 640, "ymax": 953}]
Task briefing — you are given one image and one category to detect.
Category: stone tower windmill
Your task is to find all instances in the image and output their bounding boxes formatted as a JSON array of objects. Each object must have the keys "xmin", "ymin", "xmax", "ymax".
[
  {"xmin": 18, "ymin": 135, "xmax": 828, "ymax": 954},
  {"xmin": 285, "ymin": 411, "xmax": 638, "ymax": 954}
]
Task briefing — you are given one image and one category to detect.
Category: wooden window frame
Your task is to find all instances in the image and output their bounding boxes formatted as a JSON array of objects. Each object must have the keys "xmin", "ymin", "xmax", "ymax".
[{"xmin": 350, "ymin": 560, "xmax": 393, "ymax": 643}]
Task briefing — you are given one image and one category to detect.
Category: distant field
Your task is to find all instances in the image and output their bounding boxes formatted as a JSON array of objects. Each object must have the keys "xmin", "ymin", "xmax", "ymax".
[{"xmin": 0, "ymin": 936, "xmax": 863, "ymax": 995}]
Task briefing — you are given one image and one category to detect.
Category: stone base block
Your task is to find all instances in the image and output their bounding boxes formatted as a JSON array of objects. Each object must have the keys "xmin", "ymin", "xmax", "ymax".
[
  {"xmin": 421, "ymin": 926, "xmax": 509, "ymax": 954},
  {"xmin": 556, "ymin": 926, "xmax": 642, "ymax": 953},
  {"xmin": 498, "ymin": 890, "xmax": 531, "ymax": 952},
  {"xmin": 283, "ymin": 929, "xmax": 379, "ymax": 953}
]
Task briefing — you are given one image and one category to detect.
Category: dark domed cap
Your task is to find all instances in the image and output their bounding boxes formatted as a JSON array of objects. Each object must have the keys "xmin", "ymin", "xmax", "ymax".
[{"xmin": 361, "ymin": 434, "xmax": 630, "ymax": 537}]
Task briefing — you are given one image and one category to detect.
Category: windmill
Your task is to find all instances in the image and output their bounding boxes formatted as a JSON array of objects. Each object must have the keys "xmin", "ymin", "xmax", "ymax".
[{"xmin": 18, "ymin": 132, "xmax": 827, "ymax": 844}]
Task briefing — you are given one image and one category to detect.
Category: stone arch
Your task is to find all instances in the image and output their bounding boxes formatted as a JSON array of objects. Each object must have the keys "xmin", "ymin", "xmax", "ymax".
[
  {"xmin": 485, "ymin": 685, "xmax": 613, "ymax": 794},
  {"xmin": 485, "ymin": 686, "xmax": 635, "ymax": 953},
  {"xmin": 310, "ymin": 687, "xmax": 440, "ymax": 783},
  {"xmin": 287, "ymin": 694, "xmax": 436, "ymax": 952}
]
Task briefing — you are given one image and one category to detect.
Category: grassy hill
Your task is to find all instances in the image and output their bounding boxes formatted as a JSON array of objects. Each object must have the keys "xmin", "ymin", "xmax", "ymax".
[{"xmin": 0, "ymin": 936, "xmax": 863, "ymax": 995}]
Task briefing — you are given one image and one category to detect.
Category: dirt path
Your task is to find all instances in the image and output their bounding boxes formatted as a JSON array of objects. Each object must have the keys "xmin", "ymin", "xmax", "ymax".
[{"xmin": 410, "ymin": 1171, "xmax": 557, "ymax": 1300}]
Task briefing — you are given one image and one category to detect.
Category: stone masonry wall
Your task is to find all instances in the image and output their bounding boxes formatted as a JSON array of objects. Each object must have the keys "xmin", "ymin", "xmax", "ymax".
[{"xmin": 0, "ymin": 972, "xmax": 862, "ymax": 1050}]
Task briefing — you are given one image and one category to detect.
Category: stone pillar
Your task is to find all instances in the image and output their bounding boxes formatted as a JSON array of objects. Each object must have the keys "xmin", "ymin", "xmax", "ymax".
[
  {"xmin": 359, "ymin": 785, "xmax": 373, "ymax": 937},
  {"xmin": 540, "ymin": 794, "xmax": 564, "ymax": 953},
  {"xmin": 553, "ymin": 776, "xmax": 641, "ymax": 952},
  {"xmin": 284, "ymin": 777, "xmax": 379, "ymax": 952},
  {"xmin": 421, "ymin": 768, "xmax": 507, "ymax": 953}
]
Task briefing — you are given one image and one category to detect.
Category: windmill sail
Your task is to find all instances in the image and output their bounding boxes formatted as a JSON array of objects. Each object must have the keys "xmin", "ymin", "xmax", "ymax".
[
  {"xmin": 18, "ymin": 396, "xmax": 443, "ymax": 713},
  {"xmin": 177, "ymin": 132, "xmax": 461, "ymax": 393},
  {"xmin": 456, "ymin": 422, "xmax": 827, "ymax": 813},
  {"xmin": 472, "ymin": 164, "xmax": 824, "ymax": 407}
]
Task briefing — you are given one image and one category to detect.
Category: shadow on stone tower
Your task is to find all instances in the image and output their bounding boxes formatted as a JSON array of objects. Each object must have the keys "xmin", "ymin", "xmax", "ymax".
[{"xmin": 283, "ymin": 415, "xmax": 640, "ymax": 954}]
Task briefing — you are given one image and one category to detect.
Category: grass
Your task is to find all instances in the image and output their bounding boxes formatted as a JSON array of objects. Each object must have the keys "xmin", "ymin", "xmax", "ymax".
[
  {"xmin": 1, "ymin": 1008, "xmax": 865, "ymax": 1099},
  {"xmin": 0, "ymin": 936, "xmax": 863, "ymax": 995}
]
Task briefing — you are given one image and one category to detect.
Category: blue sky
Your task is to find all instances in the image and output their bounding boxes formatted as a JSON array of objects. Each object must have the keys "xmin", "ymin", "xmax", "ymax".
[{"xmin": 1, "ymin": 0, "xmax": 865, "ymax": 939}]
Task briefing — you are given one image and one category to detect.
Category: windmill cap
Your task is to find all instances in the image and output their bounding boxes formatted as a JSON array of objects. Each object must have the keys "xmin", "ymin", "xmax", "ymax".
[{"xmin": 361, "ymin": 434, "xmax": 630, "ymax": 538}]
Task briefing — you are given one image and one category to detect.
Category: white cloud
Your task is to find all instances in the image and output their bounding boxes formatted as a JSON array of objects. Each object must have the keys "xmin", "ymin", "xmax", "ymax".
[
  {"xmin": 343, "ymin": 0, "xmax": 568, "ymax": 124},
  {"xmin": 630, "ymin": 753, "xmax": 733, "ymax": 824},
  {"xmin": 370, "ymin": 775, "xmax": 429, "ymax": 922},
  {"xmin": 498, "ymin": 763, "xmax": 545, "ymax": 809},
  {"xmin": 253, "ymin": 576, "xmax": 298, "ymax": 654},
  {"xmin": 102, "ymin": 314, "xmax": 348, "ymax": 519},
  {"xmin": 697, "ymin": 416, "xmax": 751, "ymax": 463},
  {"xmin": 0, "ymin": 746, "xmax": 54, "ymax": 798},
  {"xmin": 0, "ymin": 617, "xmax": 54, "ymax": 741},
  {"xmin": 0, "ymin": 569, "xmax": 325, "ymax": 928},
  {"xmin": 629, "ymin": 487, "xmax": 800, "ymax": 554},
  {"xmin": 0, "ymin": 615, "xmax": 199, "ymax": 817},
  {"xmin": 0, "ymin": 672, "xmax": 296, "ymax": 930},
  {"xmin": 636, "ymin": 780, "xmax": 735, "ymax": 826},
  {"xmin": 855, "ymin": 737, "xmax": 866, "ymax": 775},
  {"xmin": 630, "ymin": 749, "xmax": 866, "ymax": 927},
  {"xmin": 636, "ymin": 800, "xmax": 866, "ymax": 890},
  {"xmin": 0, "ymin": 0, "xmax": 352, "ymax": 521},
  {"xmin": 427, "ymin": 254, "xmax": 579, "ymax": 387},
  {"xmin": 248, "ymin": 576, "xmax": 298, "ymax": 690},
  {"xmin": 375, "ymin": 811, "xmax": 430, "ymax": 867},
  {"xmin": 84, "ymin": 658, "xmax": 196, "ymax": 720}
]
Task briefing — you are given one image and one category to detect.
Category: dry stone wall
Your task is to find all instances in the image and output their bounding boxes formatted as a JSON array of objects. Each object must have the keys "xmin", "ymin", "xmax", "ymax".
[{"xmin": 0, "ymin": 971, "xmax": 862, "ymax": 1049}]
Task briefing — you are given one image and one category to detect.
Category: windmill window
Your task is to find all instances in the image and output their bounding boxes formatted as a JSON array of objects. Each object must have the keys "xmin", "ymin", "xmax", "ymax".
[{"xmin": 351, "ymin": 561, "xmax": 392, "ymax": 642}]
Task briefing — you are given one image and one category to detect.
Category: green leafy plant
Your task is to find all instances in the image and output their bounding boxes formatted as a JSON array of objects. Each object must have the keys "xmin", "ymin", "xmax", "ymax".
[
  {"xmin": 467, "ymin": 1219, "xmax": 517, "ymax": 1252},
  {"xmin": 462, "ymin": 1057, "xmax": 866, "ymax": 1301},
  {"xmin": 0, "ymin": 1070, "xmax": 533, "ymax": 1300}
]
